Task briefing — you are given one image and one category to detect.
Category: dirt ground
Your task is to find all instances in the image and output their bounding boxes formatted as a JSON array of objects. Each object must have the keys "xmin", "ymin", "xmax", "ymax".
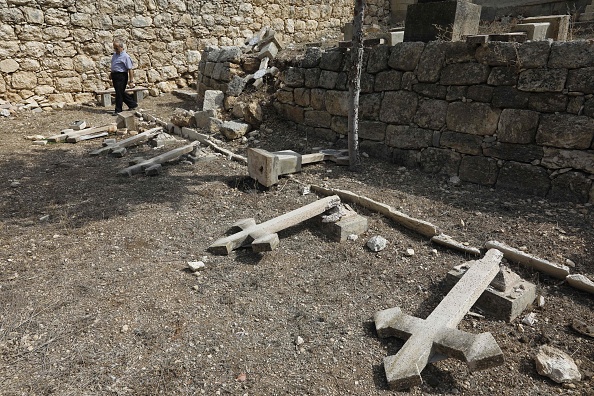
[{"xmin": 0, "ymin": 93, "xmax": 593, "ymax": 396}]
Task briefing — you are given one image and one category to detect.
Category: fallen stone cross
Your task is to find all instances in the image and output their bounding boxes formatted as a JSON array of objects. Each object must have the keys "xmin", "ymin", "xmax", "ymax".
[
  {"xmin": 69, "ymin": 131, "xmax": 109, "ymax": 143},
  {"xmin": 118, "ymin": 141, "xmax": 199, "ymax": 176},
  {"xmin": 209, "ymin": 195, "xmax": 341, "ymax": 255},
  {"xmin": 89, "ymin": 127, "xmax": 162, "ymax": 156},
  {"xmin": 247, "ymin": 148, "xmax": 349, "ymax": 187},
  {"xmin": 374, "ymin": 249, "xmax": 505, "ymax": 390},
  {"xmin": 47, "ymin": 124, "xmax": 117, "ymax": 143}
]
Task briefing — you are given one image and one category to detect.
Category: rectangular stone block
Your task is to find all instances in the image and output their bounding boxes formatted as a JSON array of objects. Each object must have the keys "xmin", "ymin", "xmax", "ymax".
[
  {"xmin": 512, "ymin": 22, "xmax": 550, "ymax": 41},
  {"xmin": 444, "ymin": 265, "xmax": 536, "ymax": 322},
  {"xmin": 404, "ymin": 0, "xmax": 481, "ymax": 42},
  {"xmin": 466, "ymin": 34, "xmax": 489, "ymax": 44},
  {"xmin": 386, "ymin": 31, "xmax": 405, "ymax": 46},
  {"xmin": 322, "ymin": 212, "xmax": 369, "ymax": 242},
  {"xmin": 523, "ymin": 15, "xmax": 569, "ymax": 41},
  {"xmin": 488, "ymin": 33, "xmax": 527, "ymax": 43}
]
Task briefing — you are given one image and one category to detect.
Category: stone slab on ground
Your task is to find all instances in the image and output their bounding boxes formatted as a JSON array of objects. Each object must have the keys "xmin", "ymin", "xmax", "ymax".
[
  {"xmin": 374, "ymin": 249, "xmax": 505, "ymax": 390},
  {"xmin": 445, "ymin": 263, "xmax": 536, "ymax": 321}
]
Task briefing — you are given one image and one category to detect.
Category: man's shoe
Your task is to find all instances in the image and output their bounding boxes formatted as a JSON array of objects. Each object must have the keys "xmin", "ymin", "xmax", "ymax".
[
  {"xmin": 111, "ymin": 111, "xmax": 120, "ymax": 116},
  {"xmin": 129, "ymin": 105, "xmax": 138, "ymax": 111}
]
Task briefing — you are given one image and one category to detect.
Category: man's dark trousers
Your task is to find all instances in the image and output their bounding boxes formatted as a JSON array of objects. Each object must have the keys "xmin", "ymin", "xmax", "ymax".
[{"xmin": 111, "ymin": 72, "xmax": 137, "ymax": 113}]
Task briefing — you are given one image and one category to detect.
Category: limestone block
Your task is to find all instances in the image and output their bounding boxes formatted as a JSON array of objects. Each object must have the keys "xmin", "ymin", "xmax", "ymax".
[
  {"xmin": 416, "ymin": 42, "xmax": 445, "ymax": 83},
  {"xmin": 220, "ymin": 120, "xmax": 250, "ymax": 140},
  {"xmin": 386, "ymin": 31, "xmax": 404, "ymax": 46},
  {"xmin": 549, "ymin": 171, "xmax": 592, "ymax": 203},
  {"xmin": 414, "ymin": 99, "xmax": 448, "ymax": 130},
  {"xmin": 0, "ymin": 76, "xmax": 5, "ymax": 93},
  {"xmin": 566, "ymin": 67, "xmax": 594, "ymax": 94},
  {"xmin": 324, "ymin": 212, "xmax": 369, "ymax": 242},
  {"xmin": 324, "ymin": 90, "xmax": 349, "ymax": 116},
  {"xmin": 523, "ymin": 15, "xmax": 569, "ymax": 41},
  {"xmin": 388, "ymin": 42, "xmax": 425, "ymax": 72},
  {"xmin": 284, "ymin": 67, "xmax": 305, "ymax": 88},
  {"xmin": 541, "ymin": 148, "xmax": 594, "ymax": 174},
  {"xmin": 258, "ymin": 42, "xmax": 278, "ymax": 60},
  {"xmin": 44, "ymin": 26, "xmax": 70, "ymax": 40},
  {"xmin": 512, "ymin": 23, "xmax": 550, "ymax": 41},
  {"xmin": 440, "ymin": 131, "xmax": 483, "ymax": 155},
  {"xmin": 0, "ymin": 8, "xmax": 24, "ymax": 24},
  {"xmin": 446, "ymin": 102, "xmax": 500, "ymax": 136},
  {"xmin": 11, "ymin": 71, "xmax": 37, "ymax": 90},
  {"xmin": 71, "ymin": 12, "xmax": 93, "ymax": 27},
  {"xmin": 496, "ymin": 162, "xmax": 550, "ymax": 197},
  {"xmin": 0, "ymin": 59, "xmax": 19, "ymax": 73},
  {"xmin": 379, "ymin": 91, "xmax": 418, "ymax": 124},
  {"xmin": 549, "ymin": 41, "xmax": 594, "ymax": 68},
  {"xmin": 22, "ymin": 7, "xmax": 44, "ymax": 24},
  {"xmin": 202, "ymin": 90, "xmax": 224, "ymax": 112},
  {"xmin": 497, "ymin": 109, "xmax": 539, "ymax": 144},
  {"xmin": 483, "ymin": 143, "xmax": 544, "ymax": 163},
  {"xmin": 440, "ymin": 63, "xmax": 491, "ymax": 85},
  {"xmin": 366, "ymin": 45, "xmax": 390, "ymax": 74},
  {"xmin": 374, "ymin": 70, "xmax": 402, "ymax": 91},
  {"xmin": 359, "ymin": 121, "xmax": 387, "ymax": 141},
  {"xmin": 304, "ymin": 110, "xmax": 332, "ymax": 128},
  {"xmin": 419, "ymin": 147, "xmax": 461, "ymax": 175},
  {"xmin": 517, "ymin": 68, "xmax": 567, "ymax": 93},
  {"xmin": 459, "ymin": 156, "xmax": 499, "ymax": 185},
  {"xmin": 536, "ymin": 114, "xmax": 594, "ymax": 149},
  {"xmin": 131, "ymin": 15, "xmax": 152, "ymax": 27},
  {"xmin": 55, "ymin": 77, "xmax": 82, "ymax": 92},
  {"xmin": 386, "ymin": 126, "xmax": 433, "ymax": 149}
]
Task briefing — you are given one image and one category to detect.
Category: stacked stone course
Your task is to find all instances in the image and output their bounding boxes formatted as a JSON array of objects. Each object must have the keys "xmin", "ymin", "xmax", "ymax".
[
  {"xmin": 276, "ymin": 40, "xmax": 594, "ymax": 203},
  {"xmin": 0, "ymin": 0, "xmax": 391, "ymax": 103}
]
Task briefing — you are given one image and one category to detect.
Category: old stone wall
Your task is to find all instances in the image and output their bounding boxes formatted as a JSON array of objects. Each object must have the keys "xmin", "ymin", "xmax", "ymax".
[
  {"xmin": 0, "ymin": 0, "xmax": 391, "ymax": 104},
  {"xmin": 276, "ymin": 40, "xmax": 594, "ymax": 203}
]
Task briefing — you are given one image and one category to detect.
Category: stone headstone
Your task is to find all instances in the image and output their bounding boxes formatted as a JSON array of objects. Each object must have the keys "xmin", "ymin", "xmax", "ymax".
[{"xmin": 404, "ymin": 0, "xmax": 481, "ymax": 42}]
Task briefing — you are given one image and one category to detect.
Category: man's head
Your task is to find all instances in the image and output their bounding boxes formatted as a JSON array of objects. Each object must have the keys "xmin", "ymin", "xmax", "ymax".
[{"xmin": 113, "ymin": 38, "xmax": 125, "ymax": 53}]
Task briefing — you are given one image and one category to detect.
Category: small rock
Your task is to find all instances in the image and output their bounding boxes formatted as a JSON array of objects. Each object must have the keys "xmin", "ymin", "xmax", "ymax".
[
  {"xmin": 236, "ymin": 372, "xmax": 247, "ymax": 382},
  {"xmin": 366, "ymin": 235, "xmax": 387, "ymax": 252},
  {"xmin": 449, "ymin": 175, "xmax": 461, "ymax": 186},
  {"xmin": 10, "ymin": 181, "xmax": 20, "ymax": 187},
  {"xmin": 361, "ymin": 152, "xmax": 369, "ymax": 158},
  {"xmin": 347, "ymin": 234, "xmax": 358, "ymax": 241},
  {"xmin": 32, "ymin": 140, "xmax": 48, "ymax": 145},
  {"xmin": 535, "ymin": 345, "xmax": 582, "ymax": 383},
  {"xmin": 571, "ymin": 318, "xmax": 594, "ymax": 338},
  {"xmin": 300, "ymin": 185, "xmax": 310, "ymax": 195},
  {"xmin": 121, "ymin": 325, "xmax": 129, "ymax": 333},
  {"xmin": 430, "ymin": 249, "xmax": 438, "ymax": 256},
  {"xmin": 537, "ymin": 295, "xmax": 545, "ymax": 308},
  {"xmin": 188, "ymin": 261, "xmax": 205, "ymax": 272},
  {"xmin": 295, "ymin": 336, "xmax": 304, "ymax": 346},
  {"xmin": 404, "ymin": 248, "xmax": 415, "ymax": 257},
  {"xmin": 522, "ymin": 312, "xmax": 538, "ymax": 326},
  {"xmin": 39, "ymin": 215, "xmax": 50, "ymax": 222},
  {"xmin": 565, "ymin": 258, "xmax": 576, "ymax": 268}
]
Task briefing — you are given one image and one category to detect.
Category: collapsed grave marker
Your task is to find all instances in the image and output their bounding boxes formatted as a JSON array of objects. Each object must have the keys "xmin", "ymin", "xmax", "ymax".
[{"xmin": 374, "ymin": 249, "xmax": 505, "ymax": 390}]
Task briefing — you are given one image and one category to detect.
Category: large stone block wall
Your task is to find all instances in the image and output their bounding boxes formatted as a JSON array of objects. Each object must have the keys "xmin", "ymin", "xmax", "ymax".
[
  {"xmin": 276, "ymin": 41, "xmax": 594, "ymax": 203},
  {"xmin": 0, "ymin": 0, "xmax": 390, "ymax": 103}
]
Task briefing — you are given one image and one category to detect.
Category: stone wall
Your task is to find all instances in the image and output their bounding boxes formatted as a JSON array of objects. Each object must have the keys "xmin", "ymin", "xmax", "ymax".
[
  {"xmin": 0, "ymin": 0, "xmax": 391, "ymax": 103},
  {"xmin": 275, "ymin": 41, "xmax": 594, "ymax": 203}
]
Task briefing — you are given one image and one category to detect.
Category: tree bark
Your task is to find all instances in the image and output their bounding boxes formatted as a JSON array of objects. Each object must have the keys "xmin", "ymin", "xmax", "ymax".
[{"xmin": 348, "ymin": 0, "xmax": 365, "ymax": 171}]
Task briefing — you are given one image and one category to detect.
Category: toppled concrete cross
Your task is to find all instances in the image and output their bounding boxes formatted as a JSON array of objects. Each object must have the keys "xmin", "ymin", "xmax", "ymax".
[
  {"xmin": 209, "ymin": 195, "xmax": 340, "ymax": 255},
  {"xmin": 247, "ymin": 148, "xmax": 349, "ymax": 187},
  {"xmin": 118, "ymin": 141, "xmax": 199, "ymax": 176},
  {"xmin": 374, "ymin": 249, "xmax": 505, "ymax": 390}
]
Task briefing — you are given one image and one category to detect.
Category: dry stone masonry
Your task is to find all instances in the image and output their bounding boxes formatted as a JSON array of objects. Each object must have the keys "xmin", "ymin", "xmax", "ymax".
[
  {"xmin": 276, "ymin": 40, "xmax": 594, "ymax": 203},
  {"xmin": 0, "ymin": 0, "xmax": 391, "ymax": 103}
]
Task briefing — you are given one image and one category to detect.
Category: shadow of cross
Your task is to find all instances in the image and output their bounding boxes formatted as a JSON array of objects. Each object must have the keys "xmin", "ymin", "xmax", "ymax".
[{"xmin": 374, "ymin": 249, "xmax": 505, "ymax": 390}]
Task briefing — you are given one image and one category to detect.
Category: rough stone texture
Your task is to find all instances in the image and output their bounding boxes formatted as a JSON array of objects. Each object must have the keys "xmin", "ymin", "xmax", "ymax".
[
  {"xmin": 549, "ymin": 41, "xmax": 594, "ymax": 69},
  {"xmin": 517, "ymin": 68, "xmax": 567, "ymax": 93},
  {"xmin": 497, "ymin": 109, "xmax": 539, "ymax": 144},
  {"xmin": 541, "ymin": 148, "xmax": 594, "ymax": 174},
  {"xmin": 496, "ymin": 162, "xmax": 550, "ymax": 197},
  {"xmin": 318, "ymin": 70, "xmax": 339, "ymax": 90},
  {"xmin": 304, "ymin": 110, "xmax": 332, "ymax": 128},
  {"xmin": 360, "ymin": 93, "xmax": 382, "ymax": 120},
  {"xmin": 319, "ymin": 49, "xmax": 345, "ymax": 72},
  {"xmin": 414, "ymin": 99, "xmax": 448, "ymax": 130},
  {"xmin": 284, "ymin": 68, "xmax": 305, "ymax": 88},
  {"xmin": 325, "ymin": 90, "xmax": 349, "ymax": 117},
  {"xmin": 419, "ymin": 147, "xmax": 461, "ymax": 175},
  {"xmin": 516, "ymin": 40, "xmax": 551, "ymax": 68},
  {"xmin": 380, "ymin": 91, "xmax": 418, "ymax": 124},
  {"xmin": 359, "ymin": 121, "xmax": 387, "ymax": 142},
  {"xmin": 0, "ymin": 59, "xmax": 19, "ymax": 73},
  {"xmin": 440, "ymin": 131, "xmax": 483, "ymax": 155},
  {"xmin": 492, "ymin": 86, "xmax": 529, "ymax": 109},
  {"xmin": 549, "ymin": 171, "xmax": 593, "ymax": 203},
  {"xmin": 417, "ymin": 42, "xmax": 445, "ymax": 83},
  {"xmin": 459, "ymin": 156, "xmax": 499, "ymax": 185},
  {"xmin": 301, "ymin": 47, "xmax": 323, "ymax": 68},
  {"xmin": 566, "ymin": 67, "xmax": 594, "ymax": 94},
  {"xmin": 220, "ymin": 120, "xmax": 250, "ymax": 140},
  {"xmin": 446, "ymin": 102, "xmax": 500, "ymax": 136},
  {"xmin": 374, "ymin": 70, "xmax": 402, "ymax": 91},
  {"xmin": 527, "ymin": 93, "xmax": 568, "ymax": 113},
  {"xmin": 487, "ymin": 67, "xmax": 518, "ymax": 86},
  {"xmin": 535, "ymin": 345, "xmax": 582, "ymax": 384},
  {"xmin": 413, "ymin": 83, "xmax": 447, "ymax": 99},
  {"xmin": 366, "ymin": 45, "xmax": 390, "ymax": 74},
  {"xmin": 466, "ymin": 85, "xmax": 493, "ymax": 103},
  {"xmin": 386, "ymin": 126, "xmax": 433, "ymax": 149},
  {"xmin": 202, "ymin": 90, "xmax": 224, "ymax": 112},
  {"xmin": 440, "ymin": 63, "xmax": 490, "ymax": 85},
  {"xmin": 388, "ymin": 42, "xmax": 425, "ymax": 71},
  {"xmin": 475, "ymin": 42, "xmax": 520, "ymax": 66},
  {"xmin": 483, "ymin": 143, "xmax": 543, "ymax": 163},
  {"xmin": 536, "ymin": 114, "xmax": 594, "ymax": 149}
]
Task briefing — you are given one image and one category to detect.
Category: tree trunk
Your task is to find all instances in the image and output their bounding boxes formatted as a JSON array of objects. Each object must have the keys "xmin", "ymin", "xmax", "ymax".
[{"xmin": 348, "ymin": 0, "xmax": 366, "ymax": 171}]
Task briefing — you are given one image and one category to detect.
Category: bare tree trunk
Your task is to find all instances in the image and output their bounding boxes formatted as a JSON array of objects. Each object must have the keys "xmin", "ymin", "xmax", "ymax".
[{"xmin": 348, "ymin": 0, "xmax": 365, "ymax": 171}]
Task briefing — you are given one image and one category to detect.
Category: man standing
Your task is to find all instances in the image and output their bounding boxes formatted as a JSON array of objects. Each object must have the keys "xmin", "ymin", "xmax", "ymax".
[{"xmin": 110, "ymin": 38, "xmax": 137, "ymax": 115}]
